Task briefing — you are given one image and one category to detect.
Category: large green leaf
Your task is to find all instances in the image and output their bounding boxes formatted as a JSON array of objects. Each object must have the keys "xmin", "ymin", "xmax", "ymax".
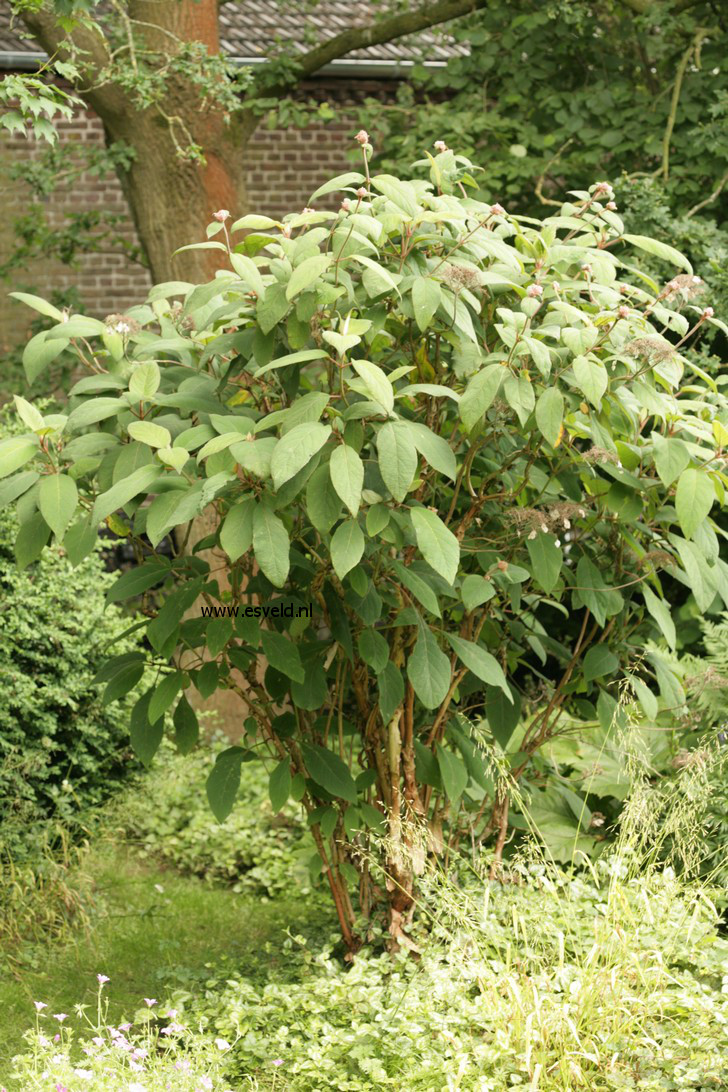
[
  {"xmin": 377, "ymin": 660, "xmax": 404, "ymax": 723},
  {"xmin": 436, "ymin": 744, "xmax": 469, "ymax": 803},
  {"xmin": 92, "ymin": 464, "xmax": 160, "ymax": 523},
  {"xmin": 269, "ymin": 758, "xmax": 292, "ymax": 813},
  {"xmin": 377, "ymin": 421, "xmax": 417, "ymax": 502},
  {"xmin": 459, "ymin": 364, "xmax": 504, "ymax": 432},
  {"xmin": 535, "ymin": 387, "xmax": 564, "ymax": 447},
  {"xmin": 407, "ymin": 622, "xmax": 451, "ymax": 709},
  {"xmin": 261, "ymin": 630, "xmax": 305, "ymax": 683},
  {"xmin": 675, "ymin": 467, "xmax": 714, "ymax": 539},
  {"xmin": 306, "ymin": 463, "xmax": 343, "ymax": 533},
  {"xmin": 330, "ymin": 518, "xmax": 365, "ymax": 579},
  {"xmin": 447, "ymin": 634, "xmax": 510, "ymax": 697},
  {"xmin": 220, "ymin": 498, "xmax": 255, "ymax": 561},
  {"xmin": 206, "ymin": 747, "xmax": 246, "ymax": 821},
  {"xmin": 642, "ymin": 585, "xmax": 676, "ymax": 650},
  {"xmin": 526, "ymin": 532, "xmax": 563, "ymax": 594},
  {"xmin": 130, "ymin": 690, "xmax": 165, "ymax": 767},
  {"xmin": 623, "ymin": 234, "xmax": 692, "ymax": 273},
  {"xmin": 271, "ymin": 423, "xmax": 331, "ymax": 490},
  {"xmin": 252, "ymin": 504, "xmax": 290, "ymax": 587},
  {"xmin": 38, "ymin": 473, "xmax": 78, "ymax": 540},
  {"xmin": 286, "ymin": 253, "xmax": 332, "ymax": 300},
  {"xmin": 652, "ymin": 434, "xmax": 689, "ymax": 487},
  {"xmin": 403, "ymin": 421, "xmax": 457, "ymax": 479},
  {"xmin": 0, "ymin": 436, "xmax": 38, "ymax": 479},
  {"xmin": 411, "ymin": 506, "xmax": 459, "ymax": 584},
  {"xmin": 329, "ymin": 444, "xmax": 364, "ymax": 515},
  {"xmin": 573, "ymin": 556, "xmax": 623, "ymax": 627},
  {"xmin": 572, "ymin": 355, "xmax": 607, "ymax": 407},
  {"xmin": 411, "ymin": 277, "xmax": 442, "ymax": 332},
  {"xmin": 301, "ymin": 743, "xmax": 357, "ymax": 803}
]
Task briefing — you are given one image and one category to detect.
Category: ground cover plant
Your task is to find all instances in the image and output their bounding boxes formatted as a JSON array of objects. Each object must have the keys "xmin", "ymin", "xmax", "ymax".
[
  {"xmin": 2, "ymin": 742, "xmax": 727, "ymax": 1091},
  {"xmin": 2, "ymin": 148, "xmax": 727, "ymax": 948}
]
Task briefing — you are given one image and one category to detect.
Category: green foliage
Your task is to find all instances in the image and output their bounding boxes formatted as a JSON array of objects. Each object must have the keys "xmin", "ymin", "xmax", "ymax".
[
  {"xmin": 0, "ymin": 410, "xmax": 143, "ymax": 860},
  {"xmin": 118, "ymin": 740, "xmax": 314, "ymax": 899},
  {"xmin": 3, "ymin": 159, "xmax": 727, "ymax": 936},
  {"xmin": 370, "ymin": 4, "xmax": 728, "ymax": 218}
]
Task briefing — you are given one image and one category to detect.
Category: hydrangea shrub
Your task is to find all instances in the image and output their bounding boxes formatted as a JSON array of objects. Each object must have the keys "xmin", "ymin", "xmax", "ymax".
[{"xmin": 2, "ymin": 147, "xmax": 727, "ymax": 946}]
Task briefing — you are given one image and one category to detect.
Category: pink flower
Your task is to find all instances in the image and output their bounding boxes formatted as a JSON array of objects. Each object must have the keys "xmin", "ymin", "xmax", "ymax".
[
  {"xmin": 144, "ymin": 998, "xmax": 157, "ymax": 1008},
  {"xmin": 526, "ymin": 284, "xmax": 543, "ymax": 298},
  {"xmin": 618, "ymin": 305, "xmax": 630, "ymax": 318},
  {"xmin": 199, "ymin": 1078, "xmax": 214, "ymax": 1090},
  {"xmin": 165, "ymin": 1009, "xmax": 178, "ymax": 1019},
  {"xmin": 53, "ymin": 1013, "xmax": 68, "ymax": 1023},
  {"xmin": 489, "ymin": 203, "xmax": 505, "ymax": 216},
  {"xmin": 302, "ymin": 206, "xmax": 315, "ymax": 214},
  {"xmin": 434, "ymin": 140, "xmax": 448, "ymax": 152},
  {"xmin": 92, "ymin": 1036, "xmax": 105, "ymax": 1047},
  {"xmin": 119, "ymin": 1022, "xmax": 132, "ymax": 1032},
  {"xmin": 593, "ymin": 181, "xmax": 613, "ymax": 199},
  {"xmin": 55, "ymin": 1085, "xmax": 68, "ymax": 1092},
  {"xmin": 213, "ymin": 209, "xmax": 230, "ymax": 223},
  {"xmin": 34, "ymin": 1001, "xmax": 47, "ymax": 1012},
  {"xmin": 702, "ymin": 306, "xmax": 715, "ymax": 318},
  {"xmin": 273, "ymin": 1059, "xmax": 284, "ymax": 1066},
  {"xmin": 97, "ymin": 974, "xmax": 110, "ymax": 986},
  {"xmin": 355, "ymin": 129, "xmax": 369, "ymax": 145}
]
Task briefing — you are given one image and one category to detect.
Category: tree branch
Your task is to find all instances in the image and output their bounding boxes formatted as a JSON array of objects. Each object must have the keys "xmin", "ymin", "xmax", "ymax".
[{"xmin": 292, "ymin": 0, "xmax": 490, "ymax": 80}]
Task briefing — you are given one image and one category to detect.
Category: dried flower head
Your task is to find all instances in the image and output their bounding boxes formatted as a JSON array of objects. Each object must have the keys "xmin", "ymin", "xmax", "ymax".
[
  {"xmin": 625, "ymin": 336, "xmax": 676, "ymax": 363},
  {"xmin": 104, "ymin": 313, "xmax": 140, "ymax": 337},
  {"xmin": 664, "ymin": 274, "xmax": 704, "ymax": 302},
  {"xmin": 441, "ymin": 263, "xmax": 481, "ymax": 291},
  {"xmin": 638, "ymin": 549, "xmax": 677, "ymax": 571},
  {"xmin": 583, "ymin": 445, "xmax": 618, "ymax": 465}
]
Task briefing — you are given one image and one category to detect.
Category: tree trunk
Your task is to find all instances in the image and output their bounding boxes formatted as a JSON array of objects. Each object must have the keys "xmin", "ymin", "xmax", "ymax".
[{"xmin": 21, "ymin": 0, "xmax": 258, "ymax": 283}]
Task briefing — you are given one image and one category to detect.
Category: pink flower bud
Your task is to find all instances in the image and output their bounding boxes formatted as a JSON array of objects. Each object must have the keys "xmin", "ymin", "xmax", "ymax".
[
  {"xmin": 593, "ymin": 181, "xmax": 613, "ymax": 199},
  {"xmin": 281, "ymin": 224, "xmax": 292, "ymax": 238},
  {"xmin": 340, "ymin": 198, "xmax": 351, "ymax": 212},
  {"xmin": 213, "ymin": 209, "xmax": 230, "ymax": 223},
  {"xmin": 618, "ymin": 305, "xmax": 630, "ymax": 318},
  {"xmin": 302, "ymin": 207, "xmax": 315, "ymax": 214},
  {"xmin": 97, "ymin": 974, "xmax": 110, "ymax": 986},
  {"xmin": 434, "ymin": 140, "xmax": 448, "ymax": 153},
  {"xmin": 526, "ymin": 284, "xmax": 543, "ymax": 298},
  {"xmin": 552, "ymin": 280, "xmax": 561, "ymax": 292},
  {"xmin": 355, "ymin": 130, "xmax": 369, "ymax": 145},
  {"xmin": 356, "ymin": 187, "xmax": 368, "ymax": 198},
  {"xmin": 489, "ymin": 203, "xmax": 505, "ymax": 216},
  {"xmin": 702, "ymin": 306, "xmax": 714, "ymax": 318},
  {"xmin": 606, "ymin": 201, "xmax": 617, "ymax": 210}
]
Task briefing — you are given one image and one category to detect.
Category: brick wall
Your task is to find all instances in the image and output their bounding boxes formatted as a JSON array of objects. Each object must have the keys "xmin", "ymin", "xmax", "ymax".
[{"xmin": 0, "ymin": 78, "xmax": 394, "ymax": 352}]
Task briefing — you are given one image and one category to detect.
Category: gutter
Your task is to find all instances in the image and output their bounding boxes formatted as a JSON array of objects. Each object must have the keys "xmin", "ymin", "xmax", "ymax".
[{"xmin": 0, "ymin": 51, "xmax": 451, "ymax": 77}]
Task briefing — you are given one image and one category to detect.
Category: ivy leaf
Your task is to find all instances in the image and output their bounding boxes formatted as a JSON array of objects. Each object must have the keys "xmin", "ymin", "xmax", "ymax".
[
  {"xmin": 301, "ymin": 743, "xmax": 357, "ymax": 803},
  {"xmin": 411, "ymin": 507, "xmax": 459, "ymax": 584},
  {"xmin": 377, "ymin": 421, "xmax": 417, "ymax": 502},
  {"xmin": 446, "ymin": 634, "xmax": 510, "ymax": 697},
  {"xmin": 534, "ymin": 387, "xmax": 564, "ymax": 447},
  {"xmin": 675, "ymin": 468, "xmax": 714, "ymax": 540},
  {"xmin": 330, "ymin": 518, "xmax": 365, "ymax": 579},
  {"xmin": 329, "ymin": 444, "xmax": 364, "ymax": 515},
  {"xmin": 407, "ymin": 621, "xmax": 451, "ymax": 709},
  {"xmin": 526, "ymin": 532, "xmax": 563, "ymax": 594},
  {"xmin": 270, "ymin": 422, "xmax": 331, "ymax": 490},
  {"xmin": 38, "ymin": 473, "xmax": 78, "ymax": 540},
  {"xmin": 252, "ymin": 504, "xmax": 290, "ymax": 587},
  {"xmin": 269, "ymin": 758, "xmax": 291, "ymax": 813}
]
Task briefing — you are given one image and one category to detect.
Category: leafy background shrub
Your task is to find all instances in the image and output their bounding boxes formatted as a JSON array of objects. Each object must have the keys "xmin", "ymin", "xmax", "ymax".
[
  {"xmin": 0, "ymin": 408, "xmax": 143, "ymax": 863},
  {"xmin": 118, "ymin": 739, "xmax": 314, "ymax": 899}
]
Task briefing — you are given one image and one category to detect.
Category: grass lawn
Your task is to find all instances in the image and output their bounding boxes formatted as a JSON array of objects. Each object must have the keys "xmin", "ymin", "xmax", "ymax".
[{"xmin": 0, "ymin": 839, "xmax": 332, "ymax": 1075}]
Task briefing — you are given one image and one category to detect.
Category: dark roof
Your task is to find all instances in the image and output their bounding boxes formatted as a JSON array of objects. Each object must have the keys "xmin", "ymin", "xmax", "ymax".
[{"xmin": 0, "ymin": 1, "xmax": 465, "ymax": 72}]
